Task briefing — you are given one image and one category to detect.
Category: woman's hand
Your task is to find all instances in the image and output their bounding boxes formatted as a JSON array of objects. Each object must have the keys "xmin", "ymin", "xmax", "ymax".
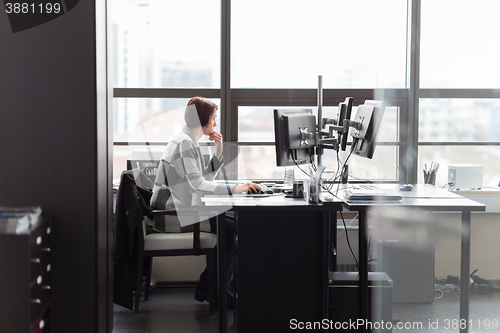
[
  {"xmin": 209, "ymin": 131, "xmax": 223, "ymax": 159},
  {"xmin": 232, "ymin": 182, "xmax": 261, "ymax": 194}
]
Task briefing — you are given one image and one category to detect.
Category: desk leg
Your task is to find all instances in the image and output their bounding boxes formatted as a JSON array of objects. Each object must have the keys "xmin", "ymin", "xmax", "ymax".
[
  {"xmin": 321, "ymin": 211, "xmax": 331, "ymax": 332},
  {"xmin": 217, "ymin": 214, "xmax": 227, "ymax": 333},
  {"xmin": 358, "ymin": 210, "xmax": 368, "ymax": 333},
  {"xmin": 460, "ymin": 211, "xmax": 471, "ymax": 333}
]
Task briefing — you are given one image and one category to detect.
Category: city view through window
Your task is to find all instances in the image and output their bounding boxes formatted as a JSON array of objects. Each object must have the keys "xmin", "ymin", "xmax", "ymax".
[{"xmin": 112, "ymin": 0, "xmax": 500, "ymax": 187}]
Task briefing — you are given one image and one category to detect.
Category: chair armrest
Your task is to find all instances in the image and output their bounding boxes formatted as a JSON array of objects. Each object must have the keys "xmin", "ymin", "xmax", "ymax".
[{"xmin": 148, "ymin": 210, "xmax": 178, "ymax": 216}]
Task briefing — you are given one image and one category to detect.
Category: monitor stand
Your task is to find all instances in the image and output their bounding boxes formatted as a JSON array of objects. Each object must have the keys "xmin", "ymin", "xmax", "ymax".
[{"xmin": 341, "ymin": 164, "xmax": 349, "ymax": 184}]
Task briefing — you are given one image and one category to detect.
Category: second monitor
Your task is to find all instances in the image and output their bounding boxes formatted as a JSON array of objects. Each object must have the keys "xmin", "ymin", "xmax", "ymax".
[
  {"xmin": 349, "ymin": 100, "xmax": 386, "ymax": 159},
  {"xmin": 274, "ymin": 108, "xmax": 317, "ymax": 167}
]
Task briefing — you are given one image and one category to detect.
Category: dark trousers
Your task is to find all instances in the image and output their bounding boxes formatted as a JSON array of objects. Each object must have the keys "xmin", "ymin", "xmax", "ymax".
[{"xmin": 197, "ymin": 213, "xmax": 235, "ymax": 293}]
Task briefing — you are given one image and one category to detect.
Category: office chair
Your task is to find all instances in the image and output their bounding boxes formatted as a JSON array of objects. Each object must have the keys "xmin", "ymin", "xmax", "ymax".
[
  {"xmin": 114, "ymin": 171, "xmax": 217, "ymax": 314},
  {"xmin": 135, "ymin": 208, "xmax": 217, "ymax": 314}
]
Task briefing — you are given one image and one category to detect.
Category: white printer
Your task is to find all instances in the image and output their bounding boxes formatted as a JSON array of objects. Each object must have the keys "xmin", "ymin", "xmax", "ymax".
[{"xmin": 448, "ymin": 164, "xmax": 483, "ymax": 189}]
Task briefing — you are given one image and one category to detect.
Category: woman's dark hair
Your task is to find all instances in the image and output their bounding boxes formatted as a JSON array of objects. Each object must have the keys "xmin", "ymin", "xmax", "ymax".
[{"xmin": 184, "ymin": 97, "xmax": 218, "ymax": 128}]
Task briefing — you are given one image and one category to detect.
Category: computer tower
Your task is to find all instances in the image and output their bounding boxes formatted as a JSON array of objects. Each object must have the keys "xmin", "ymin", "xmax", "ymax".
[
  {"xmin": 378, "ymin": 240, "xmax": 434, "ymax": 303},
  {"xmin": 329, "ymin": 272, "xmax": 392, "ymax": 333}
]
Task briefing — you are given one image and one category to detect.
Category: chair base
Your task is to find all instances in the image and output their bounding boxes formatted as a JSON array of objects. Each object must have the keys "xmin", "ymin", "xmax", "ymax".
[{"xmin": 134, "ymin": 253, "xmax": 215, "ymax": 315}]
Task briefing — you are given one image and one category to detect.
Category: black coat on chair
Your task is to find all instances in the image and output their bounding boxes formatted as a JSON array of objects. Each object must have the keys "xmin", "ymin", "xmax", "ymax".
[{"xmin": 113, "ymin": 171, "xmax": 152, "ymax": 310}]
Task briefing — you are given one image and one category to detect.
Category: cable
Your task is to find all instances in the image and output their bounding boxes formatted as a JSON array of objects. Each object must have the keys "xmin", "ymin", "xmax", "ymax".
[
  {"xmin": 292, "ymin": 154, "xmax": 311, "ymax": 179},
  {"xmin": 332, "ymin": 145, "xmax": 356, "ymax": 196},
  {"xmin": 339, "ymin": 211, "xmax": 359, "ymax": 268},
  {"xmin": 434, "ymin": 289, "xmax": 444, "ymax": 299},
  {"xmin": 336, "ymin": 212, "xmax": 358, "ymax": 236}
]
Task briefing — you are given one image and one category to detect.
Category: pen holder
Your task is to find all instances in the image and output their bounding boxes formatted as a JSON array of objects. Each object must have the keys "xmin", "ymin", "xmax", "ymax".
[
  {"xmin": 423, "ymin": 171, "xmax": 436, "ymax": 185},
  {"xmin": 292, "ymin": 180, "xmax": 304, "ymax": 198}
]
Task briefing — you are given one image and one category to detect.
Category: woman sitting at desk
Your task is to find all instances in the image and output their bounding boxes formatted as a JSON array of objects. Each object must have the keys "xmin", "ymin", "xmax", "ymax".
[{"xmin": 150, "ymin": 96, "xmax": 259, "ymax": 302}]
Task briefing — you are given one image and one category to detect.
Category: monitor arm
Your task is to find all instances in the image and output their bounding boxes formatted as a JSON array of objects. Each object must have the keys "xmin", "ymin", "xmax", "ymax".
[{"xmin": 315, "ymin": 118, "xmax": 362, "ymax": 155}]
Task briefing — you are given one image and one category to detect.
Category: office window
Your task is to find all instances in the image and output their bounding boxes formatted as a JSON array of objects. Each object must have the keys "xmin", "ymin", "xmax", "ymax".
[
  {"xmin": 112, "ymin": 1, "xmax": 500, "ymax": 184},
  {"xmin": 114, "ymin": 98, "xmax": 221, "ymax": 142},
  {"xmin": 113, "ymin": 97, "xmax": 221, "ymax": 182},
  {"xmin": 419, "ymin": 99, "xmax": 500, "ymax": 143},
  {"xmin": 418, "ymin": 99, "xmax": 500, "ymax": 187},
  {"xmin": 236, "ymin": 105, "xmax": 399, "ymax": 181},
  {"xmin": 418, "ymin": 146, "xmax": 500, "ymax": 187},
  {"xmin": 231, "ymin": 0, "xmax": 407, "ymax": 89},
  {"xmin": 420, "ymin": 0, "xmax": 500, "ymax": 88},
  {"xmin": 238, "ymin": 106, "xmax": 338, "ymax": 143},
  {"xmin": 111, "ymin": 0, "xmax": 221, "ymax": 88}
]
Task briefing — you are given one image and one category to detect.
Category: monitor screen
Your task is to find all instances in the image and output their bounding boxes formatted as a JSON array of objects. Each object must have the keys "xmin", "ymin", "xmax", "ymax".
[
  {"xmin": 274, "ymin": 109, "xmax": 316, "ymax": 167},
  {"xmin": 126, "ymin": 159, "xmax": 158, "ymax": 189},
  {"xmin": 349, "ymin": 100, "xmax": 386, "ymax": 159},
  {"xmin": 337, "ymin": 97, "xmax": 354, "ymax": 151}
]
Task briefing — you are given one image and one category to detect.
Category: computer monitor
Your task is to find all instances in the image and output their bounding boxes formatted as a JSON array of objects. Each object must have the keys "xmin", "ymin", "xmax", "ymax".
[
  {"xmin": 349, "ymin": 100, "xmax": 386, "ymax": 159},
  {"xmin": 126, "ymin": 159, "xmax": 159, "ymax": 188},
  {"xmin": 337, "ymin": 97, "xmax": 354, "ymax": 151},
  {"xmin": 274, "ymin": 109, "xmax": 317, "ymax": 167}
]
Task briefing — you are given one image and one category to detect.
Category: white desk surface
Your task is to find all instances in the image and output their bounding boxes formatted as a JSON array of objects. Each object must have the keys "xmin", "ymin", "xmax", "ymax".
[
  {"xmin": 202, "ymin": 192, "xmax": 342, "ymax": 209},
  {"xmin": 450, "ymin": 187, "xmax": 500, "ymax": 213},
  {"xmin": 202, "ymin": 184, "xmax": 485, "ymax": 212},
  {"xmin": 336, "ymin": 184, "xmax": 485, "ymax": 212}
]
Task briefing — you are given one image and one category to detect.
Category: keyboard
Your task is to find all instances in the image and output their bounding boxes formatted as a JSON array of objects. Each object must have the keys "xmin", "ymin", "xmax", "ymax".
[{"xmin": 342, "ymin": 184, "xmax": 402, "ymax": 201}]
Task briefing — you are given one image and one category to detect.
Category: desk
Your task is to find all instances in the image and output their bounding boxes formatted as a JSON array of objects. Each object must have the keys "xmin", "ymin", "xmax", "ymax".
[
  {"xmin": 202, "ymin": 194, "xmax": 342, "ymax": 333},
  {"xmin": 340, "ymin": 184, "xmax": 485, "ymax": 333}
]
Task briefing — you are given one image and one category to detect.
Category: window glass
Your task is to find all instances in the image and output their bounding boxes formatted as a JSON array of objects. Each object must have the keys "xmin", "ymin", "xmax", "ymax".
[
  {"xmin": 237, "ymin": 104, "xmax": 399, "ymax": 181},
  {"xmin": 420, "ymin": 0, "xmax": 500, "ymax": 88},
  {"xmin": 238, "ymin": 106, "xmax": 337, "ymax": 142},
  {"xmin": 237, "ymin": 145, "xmax": 398, "ymax": 182},
  {"xmin": 113, "ymin": 98, "xmax": 221, "ymax": 143},
  {"xmin": 419, "ymin": 99, "xmax": 500, "ymax": 142},
  {"xmin": 111, "ymin": 0, "xmax": 221, "ymax": 88},
  {"xmin": 238, "ymin": 105, "xmax": 398, "ymax": 142},
  {"xmin": 113, "ymin": 97, "xmax": 221, "ymax": 182},
  {"xmin": 231, "ymin": 0, "xmax": 407, "ymax": 88},
  {"xmin": 337, "ymin": 146, "xmax": 398, "ymax": 181},
  {"xmin": 418, "ymin": 146, "xmax": 500, "ymax": 187}
]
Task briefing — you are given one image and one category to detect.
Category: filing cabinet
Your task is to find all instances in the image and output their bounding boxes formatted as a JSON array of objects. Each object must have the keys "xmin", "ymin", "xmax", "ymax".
[{"xmin": 0, "ymin": 215, "xmax": 51, "ymax": 332}]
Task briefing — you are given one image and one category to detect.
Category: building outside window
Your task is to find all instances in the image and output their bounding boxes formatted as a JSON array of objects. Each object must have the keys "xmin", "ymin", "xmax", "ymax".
[{"xmin": 111, "ymin": 0, "xmax": 500, "ymax": 187}]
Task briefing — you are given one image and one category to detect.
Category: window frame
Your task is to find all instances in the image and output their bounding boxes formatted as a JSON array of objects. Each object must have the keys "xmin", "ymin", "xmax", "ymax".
[{"xmin": 112, "ymin": 0, "xmax": 500, "ymax": 185}]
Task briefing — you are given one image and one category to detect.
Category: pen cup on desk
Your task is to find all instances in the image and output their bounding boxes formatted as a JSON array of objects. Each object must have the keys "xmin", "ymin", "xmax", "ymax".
[
  {"xmin": 423, "ymin": 161, "xmax": 439, "ymax": 185},
  {"xmin": 423, "ymin": 171, "xmax": 436, "ymax": 185}
]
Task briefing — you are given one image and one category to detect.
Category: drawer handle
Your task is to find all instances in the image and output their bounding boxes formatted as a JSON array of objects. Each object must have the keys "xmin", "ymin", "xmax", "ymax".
[
  {"xmin": 46, "ymin": 227, "xmax": 51, "ymax": 235},
  {"xmin": 36, "ymin": 236, "xmax": 42, "ymax": 245},
  {"xmin": 41, "ymin": 247, "xmax": 50, "ymax": 252},
  {"xmin": 31, "ymin": 258, "xmax": 41, "ymax": 264},
  {"xmin": 31, "ymin": 299, "xmax": 41, "ymax": 304},
  {"xmin": 46, "ymin": 264, "xmax": 51, "ymax": 272},
  {"xmin": 41, "ymin": 285, "xmax": 51, "ymax": 290},
  {"xmin": 37, "ymin": 275, "xmax": 43, "ymax": 285}
]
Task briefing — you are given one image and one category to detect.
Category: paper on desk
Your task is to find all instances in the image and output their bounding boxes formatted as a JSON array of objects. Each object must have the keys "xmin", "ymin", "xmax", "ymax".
[{"xmin": 201, "ymin": 196, "xmax": 257, "ymax": 207}]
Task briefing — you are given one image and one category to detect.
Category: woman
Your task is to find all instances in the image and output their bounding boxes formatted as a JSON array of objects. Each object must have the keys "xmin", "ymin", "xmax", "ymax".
[{"xmin": 150, "ymin": 96, "xmax": 259, "ymax": 302}]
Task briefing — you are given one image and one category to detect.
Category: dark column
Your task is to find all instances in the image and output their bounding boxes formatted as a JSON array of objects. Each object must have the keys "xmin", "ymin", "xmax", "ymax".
[{"xmin": 0, "ymin": 2, "xmax": 112, "ymax": 332}]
